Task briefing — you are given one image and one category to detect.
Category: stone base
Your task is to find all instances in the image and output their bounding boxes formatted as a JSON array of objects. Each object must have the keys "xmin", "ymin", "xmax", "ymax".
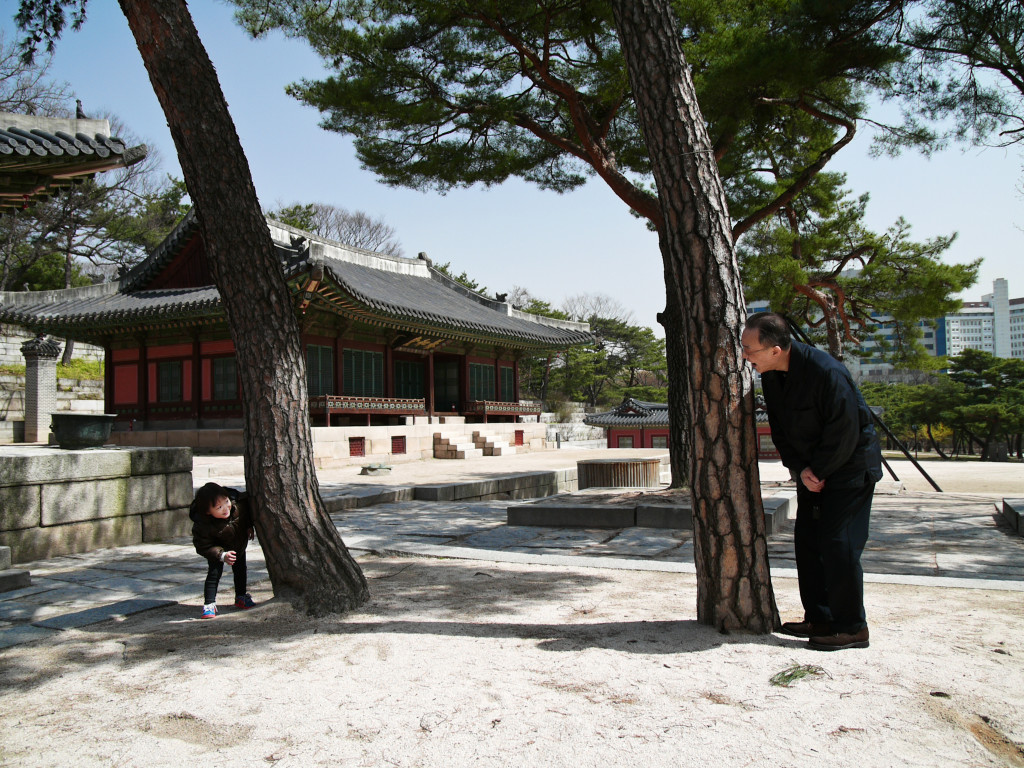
[
  {"xmin": 1002, "ymin": 499, "xmax": 1024, "ymax": 536},
  {"xmin": 0, "ymin": 446, "xmax": 193, "ymax": 563},
  {"xmin": 0, "ymin": 568, "xmax": 31, "ymax": 592},
  {"xmin": 508, "ymin": 489, "xmax": 794, "ymax": 533}
]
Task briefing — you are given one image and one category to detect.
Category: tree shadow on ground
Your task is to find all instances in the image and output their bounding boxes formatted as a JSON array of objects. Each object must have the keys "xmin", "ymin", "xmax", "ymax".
[{"xmin": 0, "ymin": 555, "xmax": 793, "ymax": 691}]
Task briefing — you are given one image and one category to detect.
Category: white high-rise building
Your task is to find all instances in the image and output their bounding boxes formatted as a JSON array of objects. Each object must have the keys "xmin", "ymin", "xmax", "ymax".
[
  {"xmin": 744, "ymin": 278, "xmax": 1021, "ymax": 383},
  {"xmin": 939, "ymin": 278, "xmax": 1018, "ymax": 360}
]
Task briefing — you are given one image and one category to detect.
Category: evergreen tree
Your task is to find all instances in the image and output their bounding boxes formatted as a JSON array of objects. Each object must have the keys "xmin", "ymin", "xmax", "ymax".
[
  {"xmin": 738, "ymin": 172, "xmax": 979, "ymax": 362},
  {"xmin": 894, "ymin": 0, "xmax": 1024, "ymax": 151}
]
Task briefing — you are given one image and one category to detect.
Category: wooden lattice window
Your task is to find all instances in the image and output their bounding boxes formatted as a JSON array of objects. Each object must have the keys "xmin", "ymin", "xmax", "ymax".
[
  {"xmin": 349, "ymin": 436, "xmax": 365, "ymax": 457},
  {"xmin": 391, "ymin": 435, "xmax": 407, "ymax": 455}
]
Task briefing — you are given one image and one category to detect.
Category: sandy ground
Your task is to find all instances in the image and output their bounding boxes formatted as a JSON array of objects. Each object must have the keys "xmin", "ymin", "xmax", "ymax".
[
  {"xmin": 2, "ymin": 556, "xmax": 1023, "ymax": 767},
  {"xmin": 2, "ymin": 454, "xmax": 1023, "ymax": 767}
]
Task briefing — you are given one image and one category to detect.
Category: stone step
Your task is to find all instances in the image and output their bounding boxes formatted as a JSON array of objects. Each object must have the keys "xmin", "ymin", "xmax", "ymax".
[
  {"xmin": 433, "ymin": 433, "xmax": 484, "ymax": 459},
  {"xmin": 0, "ymin": 569, "xmax": 31, "ymax": 593},
  {"xmin": 470, "ymin": 431, "xmax": 517, "ymax": 457}
]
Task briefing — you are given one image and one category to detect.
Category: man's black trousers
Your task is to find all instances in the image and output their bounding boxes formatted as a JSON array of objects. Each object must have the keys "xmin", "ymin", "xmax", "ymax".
[{"xmin": 794, "ymin": 481, "xmax": 874, "ymax": 634}]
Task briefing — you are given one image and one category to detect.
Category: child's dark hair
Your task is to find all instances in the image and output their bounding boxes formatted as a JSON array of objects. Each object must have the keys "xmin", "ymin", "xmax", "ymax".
[{"xmin": 190, "ymin": 482, "xmax": 231, "ymax": 518}]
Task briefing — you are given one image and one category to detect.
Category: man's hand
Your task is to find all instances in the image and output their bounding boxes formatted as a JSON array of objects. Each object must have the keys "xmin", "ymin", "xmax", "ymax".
[
  {"xmin": 800, "ymin": 467, "xmax": 825, "ymax": 493},
  {"xmin": 223, "ymin": 550, "xmax": 237, "ymax": 565}
]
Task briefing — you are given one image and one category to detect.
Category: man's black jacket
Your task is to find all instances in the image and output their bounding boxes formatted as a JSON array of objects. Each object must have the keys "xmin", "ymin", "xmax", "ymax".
[{"xmin": 761, "ymin": 341, "xmax": 883, "ymax": 489}]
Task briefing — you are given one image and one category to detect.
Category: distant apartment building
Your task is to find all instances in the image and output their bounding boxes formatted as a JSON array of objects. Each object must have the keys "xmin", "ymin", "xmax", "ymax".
[{"xmin": 743, "ymin": 278, "xmax": 1020, "ymax": 382}]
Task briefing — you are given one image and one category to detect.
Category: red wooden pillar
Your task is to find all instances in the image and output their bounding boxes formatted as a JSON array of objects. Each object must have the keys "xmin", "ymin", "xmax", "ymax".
[
  {"xmin": 192, "ymin": 336, "xmax": 202, "ymax": 424},
  {"xmin": 513, "ymin": 359, "xmax": 521, "ymax": 423},
  {"xmin": 138, "ymin": 337, "xmax": 149, "ymax": 426},
  {"xmin": 103, "ymin": 344, "xmax": 114, "ymax": 415}
]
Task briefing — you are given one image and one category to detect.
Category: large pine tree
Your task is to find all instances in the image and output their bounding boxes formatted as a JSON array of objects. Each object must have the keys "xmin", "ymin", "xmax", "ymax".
[
  {"xmin": 17, "ymin": 0, "xmax": 369, "ymax": 614},
  {"xmin": 610, "ymin": 0, "xmax": 777, "ymax": 631}
]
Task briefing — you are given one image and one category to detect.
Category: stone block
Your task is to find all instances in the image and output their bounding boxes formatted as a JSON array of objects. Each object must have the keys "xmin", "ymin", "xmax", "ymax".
[
  {"xmin": 211, "ymin": 431, "xmax": 240, "ymax": 453},
  {"xmin": 762, "ymin": 491, "xmax": 796, "ymax": 536},
  {"xmin": 636, "ymin": 504, "xmax": 692, "ymax": 529},
  {"xmin": 142, "ymin": 507, "xmax": 192, "ymax": 542},
  {"xmin": 167, "ymin": 472, "xmax": 194, "ymax": 509},
  {"xmin": 4, "ymin": 515, "xmax": 142, "ymax": 562},
  {"xmin": 0, "ymin": 568, "xmax": 31, "ymax": 592},
  {"xmin": 127, "ymin": 474, "xmax": 168, "ymax": 515},
  {"xmin": 41, "ymin": 477, "xmax": 128, "ymax": 525},
  {"xmin": 507, "ymin": 503, "xmax": 635, "ymax": 528},
  {"xmin": 128, "ymin": 448, "xmax": 192, "ymax": 479},
  {"xmin": 0, "ymin": 484, "xmax": 41, "ymax": 531},
  {"xmin": 164, "ymin": 430, "xmax": 198, "ymax": 448},
  {"xmin": 1002, "ymin": 499, "xmax": 1023, "ymax": 536},
  {"xmin": 369, "ymin": 437, "xmax": 392, "ymax": 456},
  {"xmin": 415, "ymin": 485, "xmax": 456, "ymax": 502},
  {"xmin": 0, "ymin": 545, "xmax": 10, "ymax": 570},
  {"xmin": 0, "ymin": 448, "xmax": 131, "ymax": 486}
]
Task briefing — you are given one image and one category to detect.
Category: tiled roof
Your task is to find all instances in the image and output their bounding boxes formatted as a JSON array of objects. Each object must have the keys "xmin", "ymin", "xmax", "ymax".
[
  {"xmin": 585, "ymin": 397, "xmax": 769, "ymax": 427},
  {"xmin": 0, "ymin": 113, "xmax": 147, "ymax": 213},
  {"xmin": 0, "ymin": 282, "xmax": 221, "ymax": 336},
  {"xmin": 0, "ymin": 214, "xmax": 592, "ymax": 349},
  {"xmin": 316, "ymin": 253, "xmax": 592, "ymax": 346},
  {"xmin": 584, "ymin": 398, "xmax": 670, "ymax": 427}
]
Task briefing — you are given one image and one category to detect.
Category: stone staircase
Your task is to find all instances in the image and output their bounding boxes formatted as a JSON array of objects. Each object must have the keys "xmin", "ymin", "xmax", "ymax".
[
  {"xmin": 433, "ymin": 432, "xmax": 483, "ymax": 460},
  {"xmin": 472, "ymin": 430, "xmax": 516, "ymax": 457}
]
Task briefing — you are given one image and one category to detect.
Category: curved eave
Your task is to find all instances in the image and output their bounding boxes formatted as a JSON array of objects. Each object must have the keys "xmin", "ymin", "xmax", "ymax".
[
  {"xmin": 297, "ymin": 275, "xmax": 593, "ymax": 352},
  {"xmin": 0, "ymin": 288, "xmax": 224, "ymax": 346},
  {"xmin": 583, "ymin": 416, "xmax": 671, "ymax": 428}
]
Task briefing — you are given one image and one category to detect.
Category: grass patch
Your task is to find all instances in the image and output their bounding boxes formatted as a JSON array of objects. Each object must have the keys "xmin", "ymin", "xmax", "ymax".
[
  {"xmin": 769, "ymin": 663, "xmax": 828, "ymax": 688},
  {"xmin": 0, "ymin": 359, "xmax": 104, "ymax": 380},
  {"xmin": 57, "ymin": 359, "xmax": 104, "ymax": 380}
]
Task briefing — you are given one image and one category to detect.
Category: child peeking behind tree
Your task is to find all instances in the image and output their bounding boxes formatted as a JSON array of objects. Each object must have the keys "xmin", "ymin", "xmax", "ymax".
[{"xmin": 190, "ymin": 482, "xmax": 256, "ymax": 619}]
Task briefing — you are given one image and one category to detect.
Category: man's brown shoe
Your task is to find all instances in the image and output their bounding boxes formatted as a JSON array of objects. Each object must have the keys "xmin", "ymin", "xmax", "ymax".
[
  {"xmin": 779, "ymin": 620, "xmax": 830, "ymax": 638},
  {"xmin": 808, "ymin": 626, "xmax": 870, "ymax": 651}
]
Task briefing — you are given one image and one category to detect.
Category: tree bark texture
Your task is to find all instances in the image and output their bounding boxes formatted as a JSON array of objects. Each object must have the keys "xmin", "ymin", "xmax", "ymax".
[
  {"xmin": 118, "ymin": 0, "xmax": 368, "ymax": 614},
  {"xmin": 610, "ymin": 0, "xmax": 778, "ymax": 632}
]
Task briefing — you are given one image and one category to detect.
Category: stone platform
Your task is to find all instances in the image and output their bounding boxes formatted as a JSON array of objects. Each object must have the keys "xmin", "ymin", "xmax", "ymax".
[
  {"xmin": 1002, "ymin": 498, "xmax": 1024, "ymax": 536},
  {"xmin": 507, "ymin": 487, "xmax": 796, "ymax": 533},
  {"xmin": 0, "ymin": 445, "xmax": 194, "ymax": 564}
]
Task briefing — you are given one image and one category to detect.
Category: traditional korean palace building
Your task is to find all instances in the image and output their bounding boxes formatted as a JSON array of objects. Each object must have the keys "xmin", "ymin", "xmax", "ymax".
[
  {"xmin": 585, "ymin": 397, "xmax": 779, "ymax": 459},
  {"xmin": 0, "ymin": 210, "xmax": 592, "ymax": 459}
]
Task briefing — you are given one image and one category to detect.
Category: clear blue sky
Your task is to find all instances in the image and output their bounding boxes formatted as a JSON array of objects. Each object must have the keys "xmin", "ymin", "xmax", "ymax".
[{"xmin": 3, "ymin": 3, "xmax": 1020, "ymax": 335}]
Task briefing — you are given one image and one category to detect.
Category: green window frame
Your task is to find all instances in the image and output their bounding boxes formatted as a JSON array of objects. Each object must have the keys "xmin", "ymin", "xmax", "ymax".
[
  {"xmin": 499, "ymin": 366, "xmax": 515, "ymax": 402},
  {"xmin": 469, "ymin": 363, "xmax": 495, "ymax": 402},
  {"xmin": 394, "ymin": 359, "xmax": 424, "ymax": 399},
  {"xmin": 343, "ymin": 348, "xmax": 384, "ymax": 397},
  {"xmin": 157, "ymin": 360, "xmax": 182, "ymax": 403},
  {"xmin": 211, "ymin": 356, "xmax": 237, "ymax": 401},
  {"xmin": 306, "ymin": 344, "xmax": 334, "ymax": 397}
]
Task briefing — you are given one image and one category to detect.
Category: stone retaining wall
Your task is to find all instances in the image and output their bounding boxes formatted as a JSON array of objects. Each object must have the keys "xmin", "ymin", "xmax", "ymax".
[
  {"xmin": 1, "ymin": 374, "xmax": 104, "ymax": 426},
  {"xmin": 1, "ymin": 325, "xmax": 103, "ymax": 366},
  {"xmin": 0, "ymin": 446, "xmax": 194, "ymax": 564}
]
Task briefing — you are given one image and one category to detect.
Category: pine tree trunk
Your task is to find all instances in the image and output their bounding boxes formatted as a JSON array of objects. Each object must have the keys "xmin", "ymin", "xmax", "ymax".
[
  {"xmin": 611, "ymin": 0, "xmax": 778, "ymax": 632},
  {"xmin": 119, "ymin": 0, "xmax": 368, "ymax": 614}
]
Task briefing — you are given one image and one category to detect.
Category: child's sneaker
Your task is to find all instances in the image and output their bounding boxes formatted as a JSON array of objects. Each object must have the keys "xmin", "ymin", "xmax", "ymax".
[
  {"xmin": 201, "ymin": 603, "xmax": 217, "ymax": 619},
  {"xmin": 234, "ymin": 594, "xmax": 255, "ymax": 609}
]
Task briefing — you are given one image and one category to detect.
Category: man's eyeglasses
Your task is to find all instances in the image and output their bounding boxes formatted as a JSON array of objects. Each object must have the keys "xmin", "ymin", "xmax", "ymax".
[{"xmin": 742, "ymin": 345, "xmax": 774, "ymax": 356}]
